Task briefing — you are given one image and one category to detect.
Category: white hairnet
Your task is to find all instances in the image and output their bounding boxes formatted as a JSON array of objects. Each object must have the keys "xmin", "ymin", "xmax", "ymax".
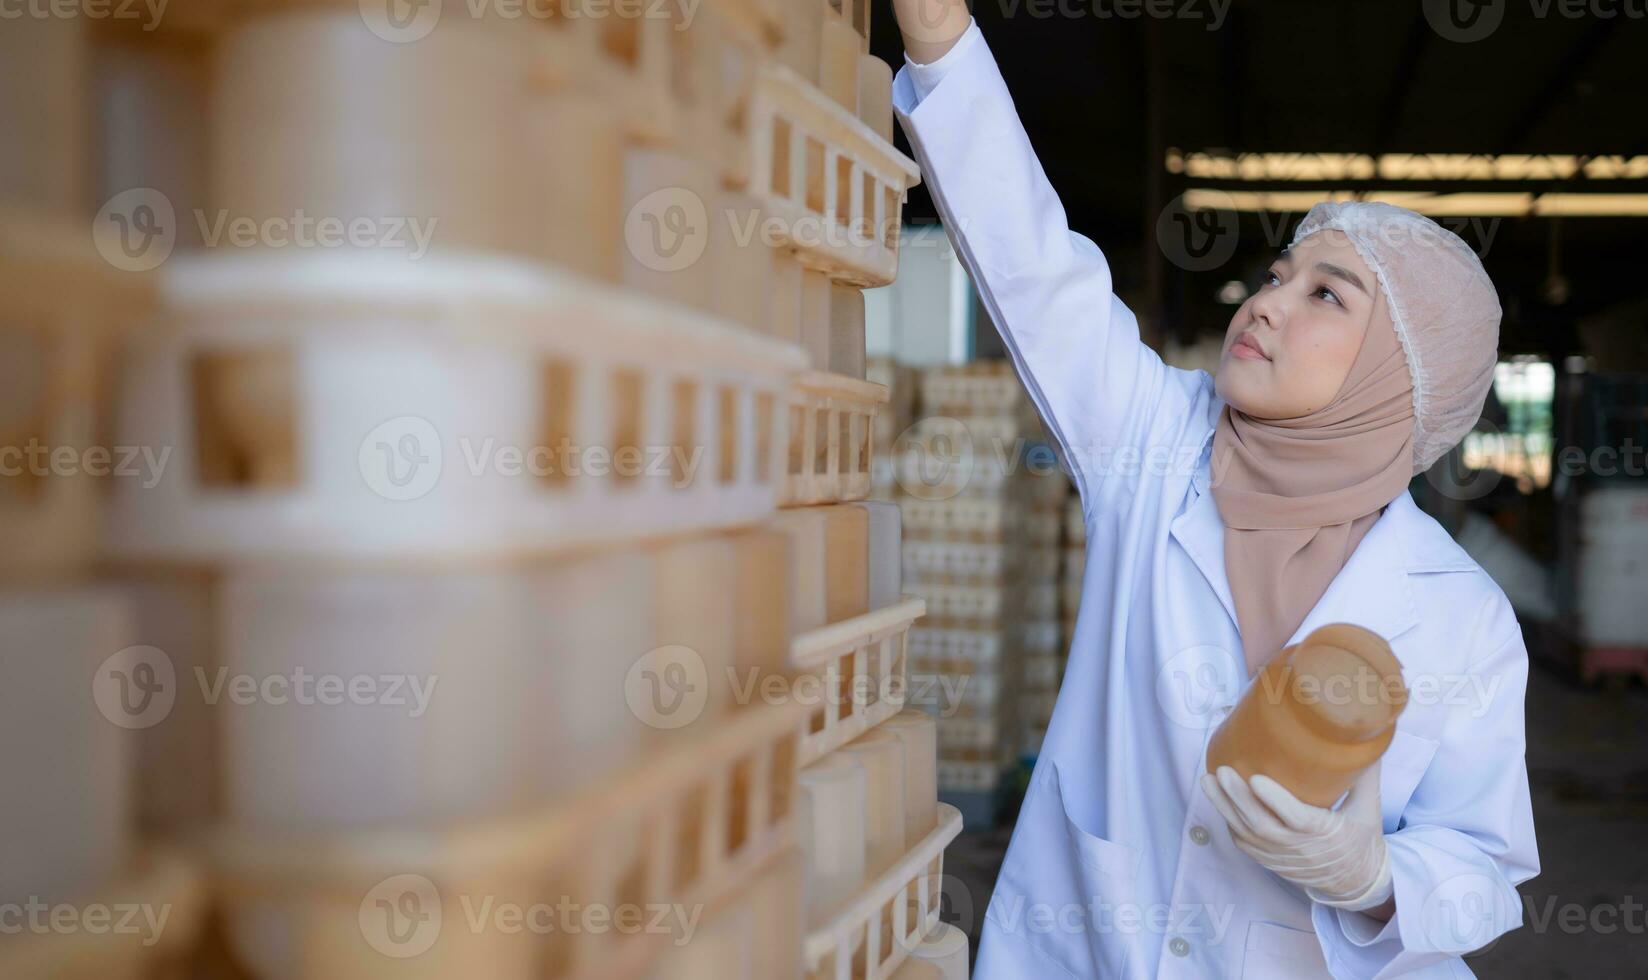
[{"xmin": 1290, "ymin": 201, "xmax": 1501, "ymax": 474}]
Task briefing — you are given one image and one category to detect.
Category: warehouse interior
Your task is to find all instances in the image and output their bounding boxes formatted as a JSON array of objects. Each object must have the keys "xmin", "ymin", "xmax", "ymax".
[
  {"xmin": 2, "ymin": 0, "xmax": 1645, "ymax": 977},
  {"xmin": 865, "ymin": 1, "xmax": 1648, "ymax": 976}
]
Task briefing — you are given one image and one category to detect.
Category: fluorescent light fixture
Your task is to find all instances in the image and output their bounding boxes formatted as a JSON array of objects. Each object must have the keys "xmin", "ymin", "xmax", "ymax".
[
  {"xmin": 1529, "ymin": 194, "xmax": 1648, "ymax": 216},
  {"xmin": 1181, "ymin": 188, "xmax": 1648, "ymax": 217},
  {"xmin": 1167, "ymin": 150, "xmax": 1648, "ymax": 183}
]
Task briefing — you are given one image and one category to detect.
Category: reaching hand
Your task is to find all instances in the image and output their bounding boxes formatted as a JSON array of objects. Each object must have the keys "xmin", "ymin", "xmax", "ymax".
[
  {"xmin": 1200, "ymin": 761, "xmax": 1393, "ymax": 912},
  {"xmin": 890, "ymin": 0, "xmax": 973, "ymax": 65}
]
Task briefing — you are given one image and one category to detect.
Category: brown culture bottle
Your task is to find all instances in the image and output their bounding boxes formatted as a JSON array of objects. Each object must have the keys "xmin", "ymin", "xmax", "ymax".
[{"xmin": 1205, "ymin": 623, "xmax": 1407, "ymax": 808}]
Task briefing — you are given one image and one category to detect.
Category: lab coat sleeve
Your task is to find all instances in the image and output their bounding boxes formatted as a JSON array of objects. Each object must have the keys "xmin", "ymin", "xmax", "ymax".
[
  {"xmin": 891, "ymin": 25, "xmax": 1176, "ymax": 504},
  {"xmin": 1312, "ymin": 622, "xmax": 1541, "ymax": 979}
]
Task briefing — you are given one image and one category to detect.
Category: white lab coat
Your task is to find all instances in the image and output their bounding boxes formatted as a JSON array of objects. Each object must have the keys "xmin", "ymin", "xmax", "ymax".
[{"xmin": 891, "ymin": 24, "xmax": 1539, "ymax": 980}]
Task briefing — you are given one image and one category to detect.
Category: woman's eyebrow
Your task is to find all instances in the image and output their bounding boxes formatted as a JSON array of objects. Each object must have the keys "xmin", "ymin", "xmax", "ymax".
[{"xmin": 1315, "ymin": 261, "xmax": 1370, "ymax": 296}]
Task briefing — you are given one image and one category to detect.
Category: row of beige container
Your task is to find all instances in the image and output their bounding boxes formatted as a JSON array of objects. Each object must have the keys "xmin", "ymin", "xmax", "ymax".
[
  {"xmin": 3, "ymin": 1, "xmax": 917, "ymax": 292},
  {"xmin": 795, "ymin": 713, "xmax": 968, "ymax": 980},
  {"xmin": 0, "ymin": 248, "xmax": 894, "ymax": 578},
  {"xmin": 1, "ymin": 527, "xmax": 930, "ymax": 976}
]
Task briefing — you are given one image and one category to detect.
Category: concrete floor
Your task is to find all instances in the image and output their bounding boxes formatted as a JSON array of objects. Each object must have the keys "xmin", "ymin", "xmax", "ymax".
[{"xmin": 941, "ymin": 655, "xmax": 1648, "ymax": 977}]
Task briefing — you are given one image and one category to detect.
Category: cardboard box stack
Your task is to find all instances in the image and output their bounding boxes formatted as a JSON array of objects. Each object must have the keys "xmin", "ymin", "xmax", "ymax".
[
  {"xmin": 1062, "ymin": 493, "xmax": 1088, "ymax": 668},
  {"xmin": 867, "ymin": 355, "xmax": 919, "ymax": 501},
  {"xmin": 1, "ymin": 1, "xmax": 964, "ymax": 978},
  {"xmin": 893, "ymin": 362, "xmax": 1068, "ymax": 814},
  {"xmin": 1013, "ymin": 465, "xmax": 1071, "ymax": 759}
]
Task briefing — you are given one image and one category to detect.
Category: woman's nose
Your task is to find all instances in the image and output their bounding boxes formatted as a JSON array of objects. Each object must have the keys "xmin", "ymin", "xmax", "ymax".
[{"xmin": 1248, "ymin": 289, "xmax": 1285, "ymax": 329}]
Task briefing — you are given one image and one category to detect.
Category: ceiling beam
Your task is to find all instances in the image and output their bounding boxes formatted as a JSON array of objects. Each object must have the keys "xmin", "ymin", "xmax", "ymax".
[
  {"xmin": 1496, "ymin": 18, "xmax": 1621, "ymax": 154},
  {"xmin": 1369, "ymin": 10, "xmax": 1434, "ymax": 156}
]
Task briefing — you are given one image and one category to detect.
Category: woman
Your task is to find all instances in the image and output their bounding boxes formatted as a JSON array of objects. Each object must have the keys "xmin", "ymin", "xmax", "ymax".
[{"xmin": 886, "ymin": 7, "xmax": 1539, "ymax": 979}]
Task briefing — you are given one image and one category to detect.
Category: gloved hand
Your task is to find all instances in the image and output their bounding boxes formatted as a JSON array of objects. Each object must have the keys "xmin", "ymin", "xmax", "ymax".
[{"xmin": 1200, "ymin": 761, "xmax": 1393, "ymax": 911}]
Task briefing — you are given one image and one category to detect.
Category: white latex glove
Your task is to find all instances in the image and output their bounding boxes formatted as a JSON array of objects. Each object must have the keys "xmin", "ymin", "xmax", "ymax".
[{"xmin": 1200, "ymin": 761, "xmax": 1393, "ymax": 911}]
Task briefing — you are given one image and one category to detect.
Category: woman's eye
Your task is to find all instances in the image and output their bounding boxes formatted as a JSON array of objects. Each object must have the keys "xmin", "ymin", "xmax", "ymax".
[
  {"xmin": 1259, "ymin": 270, "xmax": 1280, "ymax": 288},
  {"xmin": 1315, "ymin": 285, "xmax": 1342, "ymax": 306}
]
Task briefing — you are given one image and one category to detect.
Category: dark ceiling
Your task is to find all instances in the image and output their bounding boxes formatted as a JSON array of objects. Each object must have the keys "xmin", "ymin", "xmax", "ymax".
[{"xmin": 869, "ymin": 0, "xmax": 1648, "ymax": 356}]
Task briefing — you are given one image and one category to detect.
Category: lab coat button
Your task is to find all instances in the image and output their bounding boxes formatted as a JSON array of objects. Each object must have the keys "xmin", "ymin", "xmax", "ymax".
[
  {"xmin": 1189, "ymin": 825, "xmax": 1211, "ymax": 845},
  {"xmin": 1169, "ymin": 937, "xmax": 1191, "ymax": 957}
]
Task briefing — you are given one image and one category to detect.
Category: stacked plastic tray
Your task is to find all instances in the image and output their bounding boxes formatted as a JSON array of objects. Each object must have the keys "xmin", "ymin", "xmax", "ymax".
[
  {"xmin": 0, "ymin": 2, "xmax": 971, "ymax": 978},
  {"xmin": 0, "ymin": 17, "xmax": 212, "ymax": 979}
]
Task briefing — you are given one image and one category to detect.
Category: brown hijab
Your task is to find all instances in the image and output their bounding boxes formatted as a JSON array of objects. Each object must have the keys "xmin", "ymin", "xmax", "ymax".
[{"xmin": 1211, "ymin": 286, "xmax": 1417, "ymax": 677}]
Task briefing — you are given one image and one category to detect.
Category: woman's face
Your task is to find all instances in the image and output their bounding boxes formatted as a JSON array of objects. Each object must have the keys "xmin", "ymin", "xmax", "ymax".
[{"xmin": 1214, "ymin": 232, "xmax": 1379, "ymax": 419}]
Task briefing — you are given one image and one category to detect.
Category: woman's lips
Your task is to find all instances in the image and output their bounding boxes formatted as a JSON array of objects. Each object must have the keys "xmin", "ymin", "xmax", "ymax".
[{"xmin": 1231, "ymin": 333, "xmax": 1270, "ymax": 361}]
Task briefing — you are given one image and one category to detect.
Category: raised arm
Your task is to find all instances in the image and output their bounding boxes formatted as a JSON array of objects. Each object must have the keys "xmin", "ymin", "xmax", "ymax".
[{"xmin": 887, "ymin": 14, "xmax": 1190, "ymax": 504}]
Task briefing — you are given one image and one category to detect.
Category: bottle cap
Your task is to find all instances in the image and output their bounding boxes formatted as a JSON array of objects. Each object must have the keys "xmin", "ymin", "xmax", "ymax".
[{"xmin": 1283, "ymin": 623, "xmax": 1407, "ymax": 742}]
